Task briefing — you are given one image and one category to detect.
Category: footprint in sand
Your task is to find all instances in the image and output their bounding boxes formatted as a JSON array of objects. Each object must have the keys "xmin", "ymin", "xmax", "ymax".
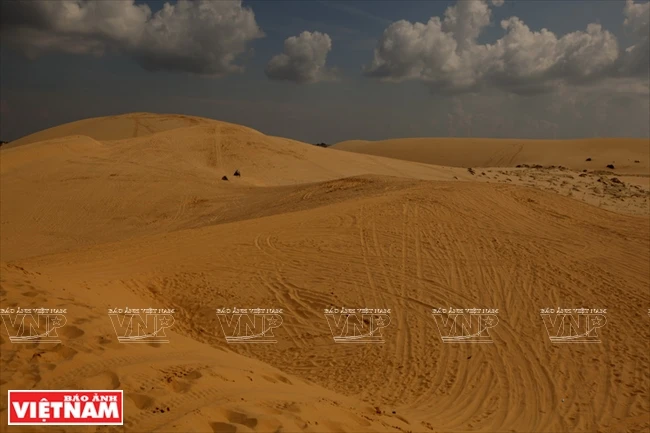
[
  {"xmin": 225, "ymin": 410, "xmax": 258, "ymax": 429},
  {"xmin": 39, "ymin": 344, "xmax": 78, "ymax": 362},
  {"xmin": 57, "ymin": 325, "xmax": 84, "ymax": 339},
  {"xmin": 170, "ymin": 379, "xmax": 192, "ymax": 393},
  {"xmin": 80, "ymin": 370, "xmax": 120, "ymax": 390},
  {"xmin": 208, "ymin": 410, "xmax": 259, "ymax": 433},
  {"xmin": 163, "ymin": 367, "xmax": 204, "ymax": 393},
  {"xmin": 209, "ymin": 422, "xmax": 237, "ymax": 433},
  {"xmin": 129, "ymin": 393, "xmax": 155, "ymax": 410}
]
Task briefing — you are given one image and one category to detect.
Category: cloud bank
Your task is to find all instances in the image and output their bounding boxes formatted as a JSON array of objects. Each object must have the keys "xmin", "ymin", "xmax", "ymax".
[
  {"xmin": 620, "ymin": 0, "xmax": 650, "ymax": 76},
  {"xmin": 265, "ymin": 31, "xmax": 336, "ymax": 83},
  {"xmin": 364, "ymin": 0, "xmax": 649, "ymax": 94},
  {"xmin": 0, "ymin": 0, "xmax": 264, "ymax": 75}
]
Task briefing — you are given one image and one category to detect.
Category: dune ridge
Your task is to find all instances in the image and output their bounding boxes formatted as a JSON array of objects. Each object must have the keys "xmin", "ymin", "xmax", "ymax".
[
  {"xmin": 3, "ymin": 113, "xmax": 242, "ymax": 148},
  {"xmin": 335, "ymin": 137, "xmax": 650, "ymax": 175},
  {"xmin": 1, "ymin": 113, "xmax": 649, "ymax": 432}
]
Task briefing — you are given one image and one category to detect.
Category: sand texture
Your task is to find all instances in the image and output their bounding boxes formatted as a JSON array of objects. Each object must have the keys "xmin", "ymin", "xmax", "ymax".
[{"xmin": 1, "ymin": 113, "xmax": 649, "ymax": 432}]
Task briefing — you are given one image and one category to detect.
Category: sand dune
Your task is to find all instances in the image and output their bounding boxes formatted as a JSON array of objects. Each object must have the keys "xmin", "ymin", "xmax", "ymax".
[
  {"xmin": 335, "ymin": 137, "xmax": 650, "ymax": 175},
  {"xmin": 4, "ymin": 113, "xmax": 222, "ymax": 148},
  {"xmin": 1, "ymin": 114, "xmax": 649, "ymax": 432},
  {"xmin": 1, "ymin": 114, "xmax": 477, "ymax": 261}
]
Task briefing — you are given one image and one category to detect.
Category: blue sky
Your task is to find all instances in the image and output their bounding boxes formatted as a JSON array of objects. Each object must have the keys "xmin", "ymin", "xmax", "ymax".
[{"xmin": 1, "ymin": 0, "xmax": 648, "ymax": 142}]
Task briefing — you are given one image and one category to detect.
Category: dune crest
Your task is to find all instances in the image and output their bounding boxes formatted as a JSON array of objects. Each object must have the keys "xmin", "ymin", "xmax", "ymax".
[
  {"xmin": 335, "ymin": 137, "xmax": 650, "ymax": 175},
  {"xmin": 5, "ymin": 112, "xmax": 266, "ymax": 148}
]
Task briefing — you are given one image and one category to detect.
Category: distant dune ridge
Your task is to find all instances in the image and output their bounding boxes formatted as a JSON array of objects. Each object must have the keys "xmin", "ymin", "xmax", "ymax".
[
  {"xmin": 1, "ymin": 113, "xmax": 648, "ymax": 432},
  {"xmin": 335, "ymin": 137, "xmax": 649, "ymax": 175}
]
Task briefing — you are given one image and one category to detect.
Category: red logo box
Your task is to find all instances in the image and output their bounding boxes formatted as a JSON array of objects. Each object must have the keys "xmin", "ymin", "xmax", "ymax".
[{"xmin": 8, "ymin": 390, "xmax": 123, "ymax": 425}]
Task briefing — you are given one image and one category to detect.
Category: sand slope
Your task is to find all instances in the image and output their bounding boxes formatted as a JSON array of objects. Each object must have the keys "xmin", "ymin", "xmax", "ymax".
[
  {"xmin": 1, "ymin": 114, "xmax": 649, "ymax": 432},
  {"xmin": 0, "ymin": 263, "xmax": 414, "ymax": 433},
  {"xmin": 335, "ymin": 137, "xmax": 650, "ymax": 175},
  {"xmin": 1, "ymin": 115, "xmax": 477, "ymax": 262}
]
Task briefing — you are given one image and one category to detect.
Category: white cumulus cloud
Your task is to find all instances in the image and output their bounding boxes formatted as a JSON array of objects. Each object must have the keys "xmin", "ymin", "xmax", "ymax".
[
  {"xmin": 619, "ymin": 0, "xmax": 650, "ymax": 76},
  {"xmin": 265, "ymin": 31, "xmax": 336, "ymax": 83},
  {"xmin": 365, "ymin": 0, "xmax": 646, "ymax": 94}
]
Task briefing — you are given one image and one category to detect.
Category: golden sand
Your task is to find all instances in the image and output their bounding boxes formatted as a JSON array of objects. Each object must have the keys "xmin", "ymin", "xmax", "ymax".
[{"xmin": 1, "ymin": 113, "xmax": 648, "ymax": 432}]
